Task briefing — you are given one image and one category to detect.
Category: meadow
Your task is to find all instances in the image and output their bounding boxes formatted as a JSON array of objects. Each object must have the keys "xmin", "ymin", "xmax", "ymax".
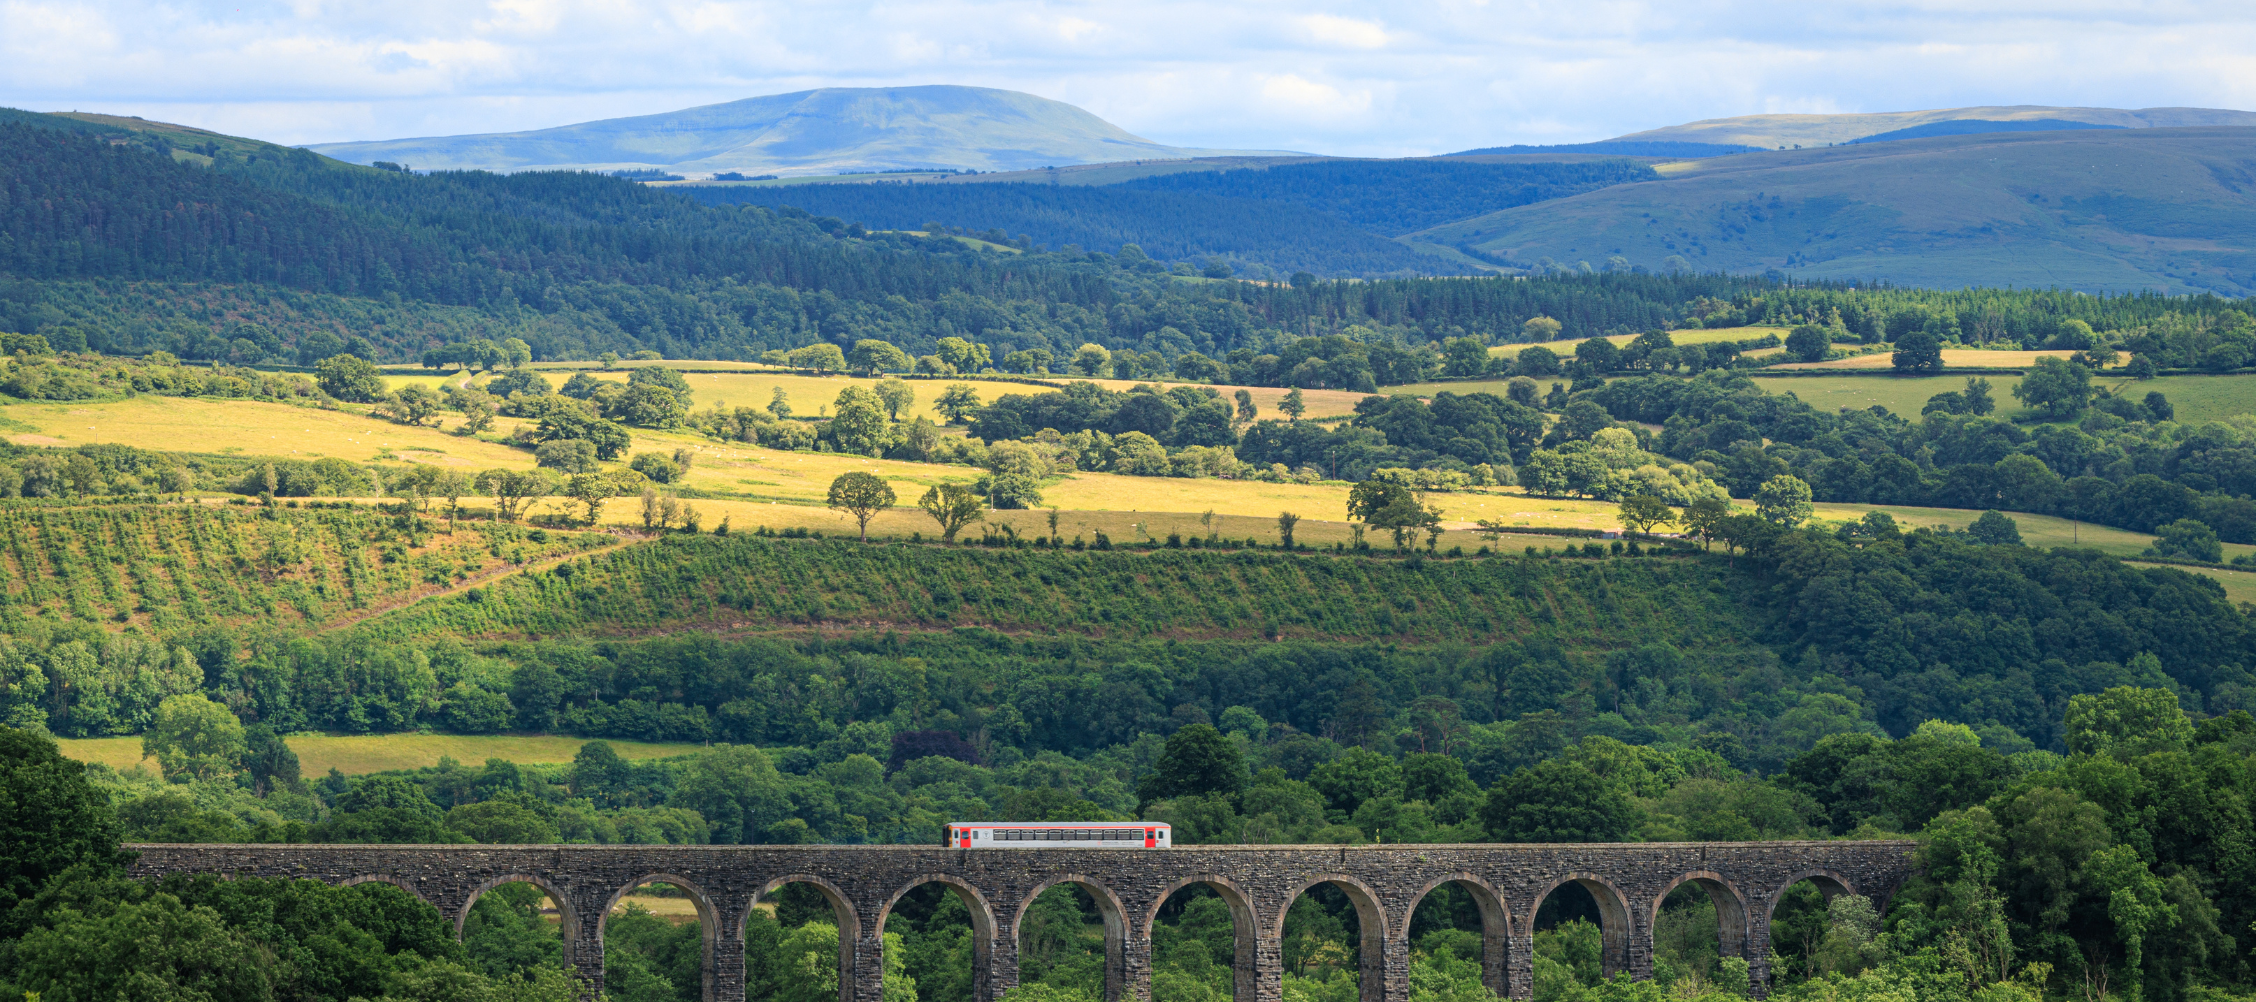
[
  {"xmin": 2133, "ymin": 562, "xmax": 2256, "ymax": 605},
  {"xmin": 1483, "ymin": 325, "xmax": 1789, "ymax": 359},
  {"xmin": 1, "ymin": 396, "xmax": 537, "ymax": 467},
  {"xmin": 1748, "ymin": 374, "xmax": 2034, "ymax": 419},
  {"xmin": 1769, "ymin": 348, "xmax": 2077, "ymax": 370},
  {"xmin": 55, "ymin": 732, "xmax": 705, "ymax": 775},
  {"xmin": 400, "ymin": 367, "xmax": 1367, "ymax": 429}
]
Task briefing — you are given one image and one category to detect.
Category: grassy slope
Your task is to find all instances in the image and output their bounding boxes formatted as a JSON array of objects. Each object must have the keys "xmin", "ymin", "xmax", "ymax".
[
  {"xmin": 0, "ymin": 504, "xmax": 609, "ymax": 632},
  {"xmin": 57, "ymin": 732, "xmax": 703, "ymax": 775},
  {"xmin": 1411, "ymin": 128, "xmax": 2256, "ymax": 295},
  {"xmin": 353, "ymin": 534, "xmax": 1767, "ymax": 646}
]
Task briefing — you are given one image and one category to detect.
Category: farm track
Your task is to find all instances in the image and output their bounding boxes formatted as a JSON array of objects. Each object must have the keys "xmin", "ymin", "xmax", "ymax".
[{"xmin": 320, "ymin": 531, "xmax": 634, "ymax": 632}]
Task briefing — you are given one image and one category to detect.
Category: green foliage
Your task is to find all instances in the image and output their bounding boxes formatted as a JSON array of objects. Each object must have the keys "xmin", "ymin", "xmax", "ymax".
[
  {"xmin": 0, "ymin": 727, "xmax": 127, "ymax": 903},
  {"xmin": 1481, "ymin": 758, "xmax": 1637, "ymax": 842},
  {"xmin": 143, "ymin": 693, "xmax": 246, "ymax": 782},
  {"xmin": 1751, "ymin": 475, "xmax": 1813, "ymax": 527},
  {"xmin": 1139, "ymin": 724, "xmax": 1248, "ymax": 804},
  {"xmin": 2011, "ymin": 356, "xmax": 2093, "ymax": 417},
  {"xmin": 357, "ymin": 534, "xmax": 1759, "ymax": 646},
  {"xmin": 315, "ymin": 354, "xmax": 386, "ymax": 402},
  {"xmin": 1967, "ymin": 510, "xmax": 2021, "ymax": 545},
  {"xmin": 2062, "ymin": 685, "xmax": 2193, "ymax": 759}
]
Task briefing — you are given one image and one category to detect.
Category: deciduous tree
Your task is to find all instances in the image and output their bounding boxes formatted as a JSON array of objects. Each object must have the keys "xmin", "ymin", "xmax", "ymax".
[
  {"xmin": 827, "ymin": 472, "xmax": 897, "ymax": 542},
  {"xmin": 918, "ymin": 483, "xmax": 985, "ymax": 543}
]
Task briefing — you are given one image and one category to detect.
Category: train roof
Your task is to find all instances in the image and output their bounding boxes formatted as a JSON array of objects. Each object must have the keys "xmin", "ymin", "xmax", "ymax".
[{"xmin": 948, "ymin": 821, "xmax": 1166, "ymax": 826}]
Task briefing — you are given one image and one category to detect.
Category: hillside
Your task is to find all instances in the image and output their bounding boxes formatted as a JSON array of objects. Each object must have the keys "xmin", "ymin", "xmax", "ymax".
[
  {"xmin": 302, "ymin": 86, "xmax": 1296, "ymax": 177},
  {"xmin": 1413, "ymin": 126, "xmax": 2256, "ymax": 295},
  {"xmin": 677, "ymin": 181, "xmax": 1455, "ymax": 277},
  {"xmin": 1607, "ymin": 104, "xmax": 2256, "ymax": 149},
  {"xmin": 0, "ymin": 503, "xmax": 608, "ymax": 634}
]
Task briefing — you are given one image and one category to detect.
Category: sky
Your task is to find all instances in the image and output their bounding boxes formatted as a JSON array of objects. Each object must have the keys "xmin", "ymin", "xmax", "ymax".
[{"xmin": 4, "ymin": 0, "xmax": 2254, "ymax": 157}]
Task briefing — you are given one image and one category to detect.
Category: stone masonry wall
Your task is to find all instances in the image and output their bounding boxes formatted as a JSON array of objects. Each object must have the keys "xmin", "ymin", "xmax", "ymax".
[{"xmin": 129, "ymin": 841, "xmax": 1917, "ymax": 1002}]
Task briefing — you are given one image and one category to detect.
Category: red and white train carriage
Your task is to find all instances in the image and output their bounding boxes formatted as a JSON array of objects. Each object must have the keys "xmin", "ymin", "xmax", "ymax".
[{"xmin": 944, "ymin": 822, "xmax": 1172, "ymax": 848}]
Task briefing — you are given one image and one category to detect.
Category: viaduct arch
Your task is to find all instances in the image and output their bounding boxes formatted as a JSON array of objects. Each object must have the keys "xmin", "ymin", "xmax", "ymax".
[{"xmin": 129, "ymin": 840, "xmax": 1915, "ymax": 1002}]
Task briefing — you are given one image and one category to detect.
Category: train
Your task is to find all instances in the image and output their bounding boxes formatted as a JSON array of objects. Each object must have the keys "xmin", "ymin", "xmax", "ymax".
[{"xmin": 944, "ymin": 822, "xmax": 1173, "ymax": 848}]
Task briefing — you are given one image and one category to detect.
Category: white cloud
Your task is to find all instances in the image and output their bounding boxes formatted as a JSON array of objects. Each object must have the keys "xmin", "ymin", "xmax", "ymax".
[
  {"xmin": 1294, "ymin": 13, "xmax": 1388, "ymax": 49},
  {"xmin": 0, "ymin": 0, "xmax": 2251, "ymax": 156}
]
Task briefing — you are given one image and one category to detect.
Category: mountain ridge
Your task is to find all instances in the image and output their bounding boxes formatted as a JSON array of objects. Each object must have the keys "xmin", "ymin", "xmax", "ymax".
[
  {"xmin": 1407, "ymin": 126, "xmax": 2256, "ymax": 294},
  {"xmin": 1607, "ymin": 104, "xmax": 2256, "ymax": 150},
  {"xmin": 303, "ymin": 85, "xmax": 1300, "ymax": 177}
]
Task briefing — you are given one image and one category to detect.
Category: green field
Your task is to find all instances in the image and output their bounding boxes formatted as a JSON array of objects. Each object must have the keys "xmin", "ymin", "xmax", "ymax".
[
  {"xmin": 1750, "ymin": 374, "xmax": 2035, "ymax": 419},
  {"xmin": 58, "ymin": 732, "xmax": 705, "ymax": 775},
  {"xmin": 2128, "ymin": 562, "xmax": 2256, "ymax": 605},
  {"xmin": 1485, "ymin": 326, "xmax": 1784, "ymax": 359},
  {"xmin": 2115, "ymin": 374, "xmax": 2256, "ymax": 425}
]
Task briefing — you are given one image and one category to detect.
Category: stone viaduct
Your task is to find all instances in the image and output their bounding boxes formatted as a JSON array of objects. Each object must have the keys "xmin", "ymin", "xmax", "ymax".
[{"xmin": 129, "ymin": 841, "xmax": 1916, "ymax": 1002}]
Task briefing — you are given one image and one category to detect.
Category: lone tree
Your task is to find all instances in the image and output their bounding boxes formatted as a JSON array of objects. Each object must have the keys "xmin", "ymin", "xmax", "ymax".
[
  {"xmin": 315, "ymin": 354, "xmax": 386, "ymax": 402},
  {"xmin": 826, "ymin": 472, "xmax": 897, "ymax": 541},
  {"xmin": 1681, "ymin": 495, "xmax": 1730, "ymax": 549},
  {"xmin": 142, "ymin": 694, "xmax": 245, "ymax": 784},
  {"xmin": 1617, "ymin": 494, "xmax": 1676, "ymax": 535},
  {"xmin": 1891, "ymin": 328, "xmax": 1945, "ymax": 374},
  {"xmin": 1276, "ymin": 511, "xmax": 1301, "ymax": 550},
  {"xmin": 1753, "ymin": 475, "xmax": 1814, "ymax": 527},
  {"xmin": 918, "ymin": 483, "xmax": 985, "ymax": 543}
]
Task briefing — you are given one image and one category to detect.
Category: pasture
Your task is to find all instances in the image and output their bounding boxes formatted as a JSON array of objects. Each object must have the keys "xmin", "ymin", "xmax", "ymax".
[
  {"xmin": 56, "ymin": 732, "xmax": 706, "ymax": 776},
  {"xmin": 1484, "ymin": 326, "xmax": 1790, "ymax": 359},
  {"xmin": 2129, "ymin": 562, "xmax": 2256, "ymax": 605},
  {"xmin": 1750, "ymin": 374, "xmax": 2034, "ymax": 419},
  {"xmin": 1768, "ymin": 348, "xmax": 2077, "ymax": 370},
  {"xmin": 2108, "ymin": 374, "xmax": 2256, "ymax": 426},
  {"xmin": 0, "ymin": 396, "xmax": 537, "ymax": 468}
]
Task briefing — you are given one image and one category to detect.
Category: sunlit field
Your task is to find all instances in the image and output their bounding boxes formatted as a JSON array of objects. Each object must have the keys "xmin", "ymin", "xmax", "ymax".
[{"xmin": 57, "ymin": 732, "xmax": 705, "ymax": 776}]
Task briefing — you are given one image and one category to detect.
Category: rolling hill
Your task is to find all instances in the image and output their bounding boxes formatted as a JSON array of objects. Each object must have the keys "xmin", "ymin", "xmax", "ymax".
[
  {"xmin": 302, "ymin": 85, "xmax": 1296, "ymax": 177},
  {"xmin": 1408, "ymin": 126, "xmax": 2256, "ymax": 295},
  {"xmin": 1605, "ymin": 104, "xmax": 2256, "ymax": 150}
]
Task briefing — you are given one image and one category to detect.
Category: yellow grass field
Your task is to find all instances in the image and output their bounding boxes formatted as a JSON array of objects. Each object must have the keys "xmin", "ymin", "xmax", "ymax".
[
  {"xmin": 613, "ymin": 893, "xmax": 703, "ymax": 923},
  {"xmin": 1487, "ymin": 326, "xmax": 1788, "ymax": 359},
  {"xmin": 56, "ymin": 732, "xmax": 706, "ymax": 775},
  {"xmin": 0, "ymin": 396, "xmax": 537, "ymax": 467},
  {"xmin": 431, "ymin": 369, "xmax": 1366, "ymax": 426},
  {"xmin": 1769, "ymin": 349, "xmax": 2077, "ymax": 370}
]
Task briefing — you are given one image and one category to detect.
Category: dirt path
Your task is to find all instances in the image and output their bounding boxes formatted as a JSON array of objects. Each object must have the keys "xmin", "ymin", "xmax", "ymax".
[{"xmin": 321, "ymin": 533, "xmax": 637, "ymax": 631}]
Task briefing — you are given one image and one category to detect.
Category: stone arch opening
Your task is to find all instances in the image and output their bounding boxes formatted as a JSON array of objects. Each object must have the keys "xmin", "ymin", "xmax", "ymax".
[
  {"xmin": 1649, "ymin": 872, "xmax": 1750, "ymax": 990},
  {"xmin": 1143, "ymin": 875, "xmax": 1258, "ymax": 1002},
  {"xmin": 748, "ymin": 875, "xmax": 862, "ymax": 1002},
  {"xmin": 1406, "ymin": 873, "xmax": 1513, "ymax": 997},
  {"xmin": 601, "ymin": 874, "xmax": 719, "ymax": 1002},
  {"xmin": 455, "ymin": 875, "xmax": 574, "ymax": 988},
  {"xmin": 1528, "ymin": 874, "xmax": 1633, "ymax": 980},
  {"xmin": 1013, "ymin": 874, "xmax": 1130, "ymax": 1002},
  {"xmin": 1277, "ymin": 874, "xmax": 1388, "ymax": 1002},
  {"xmin": 1766, "ymin": 870, "xmax": 1865, "ymax": 988},
  {"xmin": 880, "ymin": 875, "xmax": 999, "ymax": 1002}
]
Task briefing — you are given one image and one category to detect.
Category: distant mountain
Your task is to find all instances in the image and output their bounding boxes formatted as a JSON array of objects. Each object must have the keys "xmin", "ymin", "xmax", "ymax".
[
  {"xmin": 302, "ymin": 86, "xmax": 1298, "ymax": 177},
  {"xmin": 1602, "ymin": 105, "xmax": 2256, "ymax": 150},
  {"xmin": 1442, "ymin": 141, "xmax": 1761, "ymax": 158},
  {"xmin": 1407, "ymin": 126, "xmax": 2256, "ymax": 295}
]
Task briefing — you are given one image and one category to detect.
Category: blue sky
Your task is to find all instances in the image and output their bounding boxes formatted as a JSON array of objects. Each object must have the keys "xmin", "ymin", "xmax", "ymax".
[{"xmin": 4, "ymin": 0, "xmax": 2253, "ymax": 156}]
